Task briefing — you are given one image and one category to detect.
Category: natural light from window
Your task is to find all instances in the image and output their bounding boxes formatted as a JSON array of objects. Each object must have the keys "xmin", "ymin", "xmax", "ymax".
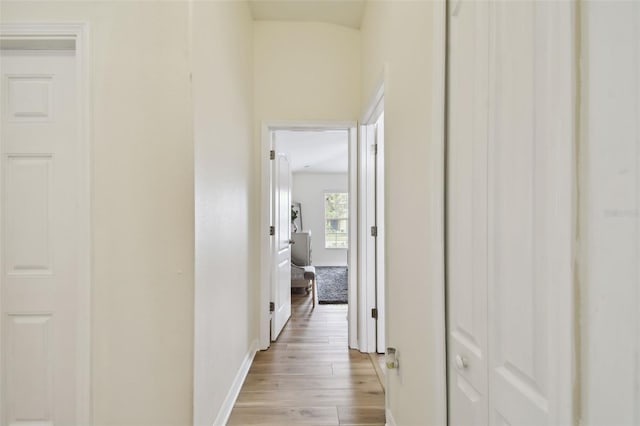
[{"xmin": 324, "ymin": 192, "xmax": 348, "ymax": 249}]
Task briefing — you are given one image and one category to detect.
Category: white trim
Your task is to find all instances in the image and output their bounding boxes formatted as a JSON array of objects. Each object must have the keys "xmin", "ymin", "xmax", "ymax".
[
  {"xmin": 636, "ymin": 6, "xmax": 640, "ymax": 423},
  {"xmin": 359, "ymin": 77, "xmax": 385, "ymax": 354},
  {"xmin": 430, "ymin": 1, "xmax": 448, "ymax": 425},
  {"xmin": 385, "ymin": 408, "xmax": 397, "ymax": 426},
  {"xmin": 212, "ymin": 339, "xmax": 259, "ymax": 426},
  {"xmin": 0, "ymin": 23, "xmax": 92, "ymax": 425},
  {"xmin": 347, "ymin": 126, "xmax": 358, "ymax": 349},
  {"xmin": 260, "ymin": 121, "xmax": 359, "ymax": 350},
  {"xmin": 358, "ymin": 123, "xmax": 375, "ymax": 352},
  {"xmin": 361, "ymin": 71, "xmax": 386, "ymax": 124}
]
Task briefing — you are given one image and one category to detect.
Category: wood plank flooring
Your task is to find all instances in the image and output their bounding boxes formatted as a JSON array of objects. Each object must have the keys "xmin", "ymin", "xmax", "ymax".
[{"xmin": 228, "ymin": 292, "xmax": 385, "ymax": 426}]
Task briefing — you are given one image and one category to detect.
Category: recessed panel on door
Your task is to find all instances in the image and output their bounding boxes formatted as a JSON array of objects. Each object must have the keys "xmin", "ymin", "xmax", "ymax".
[
  {"xmin": 7, "ymin": 75, "xmax": 53, "ymax": 122},
  {"xmin": 447, "ymin": 1, "xmax": 489, "ymax": 424},
  {"xmin": 6, "ymin": 314, "xmax": 54, "ymax": 426},
  {"xmin": 5, "ymin": 155, "xmax": 53, "ymax": 275},
  {"xmin": 488, "ymin": 1, "xmax": 561, "ymax": 423}
]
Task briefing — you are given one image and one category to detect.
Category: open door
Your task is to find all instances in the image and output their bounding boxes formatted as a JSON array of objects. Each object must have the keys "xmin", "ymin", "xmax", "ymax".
[
  {"xmin": 374, "ymin": 113, "xmax": 385, "ymax": 354},
  {"xmin": 271, "ymin": 143, "xmax": 292, "ymax": 340},
  {"xmin": 359, "ymin": 92, "xmax": 385, "ymax": 354}
]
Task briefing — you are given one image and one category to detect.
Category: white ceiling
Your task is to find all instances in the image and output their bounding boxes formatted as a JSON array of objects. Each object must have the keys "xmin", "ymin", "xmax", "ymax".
[
  {"xmin": 249, "ymin": 0, "xmax": 367, "ymax": 30},
  {"xmin": 276, "ymin": 130, "xmax": 349, "ymax": 174}
]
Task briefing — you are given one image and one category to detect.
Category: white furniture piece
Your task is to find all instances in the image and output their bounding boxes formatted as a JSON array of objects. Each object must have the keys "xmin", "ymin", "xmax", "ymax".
[{"xmin": 290, "ymin": 231, "xmax": 316, "ymax": 307}]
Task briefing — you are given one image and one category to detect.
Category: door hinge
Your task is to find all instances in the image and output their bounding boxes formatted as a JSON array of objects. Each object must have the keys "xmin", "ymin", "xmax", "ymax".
[
  {"xmin": 371, "ymin": 226, "xmax": 378, "ymax": 237},
  {"xmin": 269, "ymin": 226, "xmax": 275, "ymax": 236},
  {"xmin": 270, "ymin": 150, "xmax": 275, "ymax": 160},
  {"xmin": 371, "ymin": 308, "xmax": 378, "ymax": 319},
  {"xmin": 270, "ymin": 302, "xmax": 275, "ymax": 312},
  {"xmin": 373, "ymin": 143, "xmax": 378, "ymax": 155}
]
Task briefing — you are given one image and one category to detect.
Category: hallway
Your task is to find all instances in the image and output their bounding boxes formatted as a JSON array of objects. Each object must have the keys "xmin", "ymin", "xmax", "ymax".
[{"xmin": 228, "ymin": 293, "xmax": 385, "ymax": 425}]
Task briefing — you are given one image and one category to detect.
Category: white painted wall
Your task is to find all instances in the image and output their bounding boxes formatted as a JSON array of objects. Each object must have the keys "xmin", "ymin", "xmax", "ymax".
[
  {"xmin": 1, "ymin": 2, "xmax": 194, "ymax": 424},
  {"xmin": 292, "ymin": 173, "xmax": 348, "ymax": 266},
  {"xmin": 191, "ymin": 2, "xmax": 256, "ymax": 425},
  {"xmin": 253, "ymin": 21, "xmax": 361, "ymax": 123},
  {"xmin": 361, "ymin": 2, "xmax": 446, "ymax": 425},
  {"xmin": 580, "ymin": 2, "xmax": 640, "ymax": 424}
]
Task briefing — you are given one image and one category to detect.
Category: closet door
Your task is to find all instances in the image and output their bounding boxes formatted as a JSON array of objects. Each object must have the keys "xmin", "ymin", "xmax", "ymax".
[
  {"xmin": 446, "ymin": 1, "xmax": 489, "ymax": 425},
  {"xmin": 487, "ymin": 2, "xmax": 574, "ymax": 424},
  {"xmin": 447, "ymin": 1, "xmax": 575, "ymax": 424}
]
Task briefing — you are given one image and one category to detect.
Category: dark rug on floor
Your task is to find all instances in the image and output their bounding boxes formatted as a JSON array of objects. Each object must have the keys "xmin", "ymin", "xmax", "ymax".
[{"xmin": 316, "ymin": 266, "xmax": 348, "ymax": 304}]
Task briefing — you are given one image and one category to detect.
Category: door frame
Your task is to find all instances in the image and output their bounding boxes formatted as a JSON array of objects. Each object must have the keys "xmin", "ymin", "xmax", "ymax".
[
  {"xmin": 259, "ymin": 121, "xmax": 358, "ymax": 350},
  {"xmin": 359, "ymin": 80, "xmax": 384, "ymax": 354},
  {"xmin": 0, "ymin": 23, "xmax": 92, "ymax": 425}
]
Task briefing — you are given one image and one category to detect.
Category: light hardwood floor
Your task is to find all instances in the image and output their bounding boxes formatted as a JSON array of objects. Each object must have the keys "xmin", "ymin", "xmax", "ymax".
[{"xmin": 228, "ymin": 292, "xmax": 386, "ymax": 426}]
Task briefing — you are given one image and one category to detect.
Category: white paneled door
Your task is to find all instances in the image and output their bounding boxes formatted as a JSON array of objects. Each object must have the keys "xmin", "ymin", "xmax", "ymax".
[
  {"xmin": 447, "ymin": 1, "xmax": 574, "ymax": 424},
  {"xmin": 271, "ymin": 148, "xmax": 292, "ymax": 340},
  {"xmin": 1, "ymin": 48, "xmax": 80, "ymax": 425},
  {"xmin": 447, "ymin": 0, "xmax": 489, "ymax": 424}
]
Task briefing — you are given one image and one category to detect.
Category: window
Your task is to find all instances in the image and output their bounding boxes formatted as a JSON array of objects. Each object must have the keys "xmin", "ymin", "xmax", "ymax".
[{"xmin": 324, "ymin": 192, "xmax": 348, "ymax": 249}]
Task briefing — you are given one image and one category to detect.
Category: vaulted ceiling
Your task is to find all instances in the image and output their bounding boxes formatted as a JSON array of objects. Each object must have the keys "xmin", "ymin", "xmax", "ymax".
[{"xmin": 249, "ymin": 0, "xmax": 367, "ymax": 29}]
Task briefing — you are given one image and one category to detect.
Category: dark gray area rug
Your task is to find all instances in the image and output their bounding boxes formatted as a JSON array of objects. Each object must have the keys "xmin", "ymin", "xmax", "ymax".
[{"xmin": 316, "ymin": 266, "xmax": 348, "ymax": 304}]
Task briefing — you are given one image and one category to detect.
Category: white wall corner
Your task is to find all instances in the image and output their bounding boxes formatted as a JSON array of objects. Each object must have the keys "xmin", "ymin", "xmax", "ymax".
[
  {"xmin": 385, "ymin": 408, "xmax": 397, "ymax": 426},
  {"xmin": 212, "ymin": 339, "xmax": 259, "ymax": 426},
  {"xmin": 430, "ymin": 0, "xmax": 448, "ymax": 424}
]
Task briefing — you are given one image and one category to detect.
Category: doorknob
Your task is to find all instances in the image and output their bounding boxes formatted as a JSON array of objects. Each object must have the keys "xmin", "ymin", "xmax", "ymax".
[
  {"xmin": 386, "ymin": 347, "xmax": 399, "ymax": 369},
  {"xmin": 288, "ymin": 239, "xmax": 295, "ymax": 244},
  {"xmin": 455, "ymin": 355, "xmax": 468, "ymax": 370}
]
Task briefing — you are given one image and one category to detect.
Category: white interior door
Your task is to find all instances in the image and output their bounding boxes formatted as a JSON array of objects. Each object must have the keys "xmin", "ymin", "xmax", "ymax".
[
  {"xmin": 359, "ymin": 123, "xmax": 376, "ymax": 352},
  {"xmin": 487, "ymin": 2, "xmax": 573, "ymax": 423},
  {"xmin": 359, "ymin": 116, "xmax": 385, "ymax": 354},
  {"xmin": 271, "ymin": 146, "xmax": 292, "ymax": 340},
  {"xmin": 447, "ymin": 1, "xmax": 489, "ymax": 424},
  {"xmin": 0, "ymin": 48, "xmax": 80, "ymax": 425},
  {"xmin": 447, "ymin": 1, "xmax": 574, "ymax": 424}
]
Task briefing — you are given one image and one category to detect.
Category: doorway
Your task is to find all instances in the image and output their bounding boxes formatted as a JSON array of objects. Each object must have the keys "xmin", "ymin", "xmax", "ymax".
[{"xmin": 259, "ymin": 122, "xmax": 358, "ymax": 350}]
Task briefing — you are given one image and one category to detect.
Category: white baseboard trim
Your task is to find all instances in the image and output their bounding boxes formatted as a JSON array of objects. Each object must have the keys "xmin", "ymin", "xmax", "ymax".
[
  {"xmin": 386, "ymin": 408, "xmax": 397, "ymax": 426},
  {"xmin": 213, "ymin": 339, "xmax": 259, "ymax": 426}
]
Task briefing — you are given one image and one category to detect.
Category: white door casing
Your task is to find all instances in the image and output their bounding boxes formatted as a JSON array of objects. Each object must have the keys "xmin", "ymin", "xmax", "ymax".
[
  {"xmin": 346, "ymin": 126, "xmax": 358, "ymax": 350},
  {"xmin": 0, "ymin": 43, "xmax": 87, "ymax": 425},
  {"xmin": 359, "ymin": 122, "xmax": 377, "ymax": 353},
  {"xmin": 271, "ymin": 147, "xmax": 292, "ymax": 340},
  {"xmin": 447, "ymin": 1, "xmax": 575, "ymax": 424},
  {"xmin": 359, "ymin": 83, "xmax": 385, "ymax": 355},
  {"xmin": 374, "ymin": 113, "xmax": 385, "ymax": 354},
  {"xmin": 260, "ymin": 122, "xmax": 358, "ymax": 350},
  {"xmin": 580, "ymin": 2, "xmax": 640, "ymax": 423}
]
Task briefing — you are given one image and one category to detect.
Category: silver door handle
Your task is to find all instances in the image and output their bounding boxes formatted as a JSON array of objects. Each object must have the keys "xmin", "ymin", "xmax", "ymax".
[{"xmin": 455, "ymin": 355, "xmax": 468, "ymax": 370}]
